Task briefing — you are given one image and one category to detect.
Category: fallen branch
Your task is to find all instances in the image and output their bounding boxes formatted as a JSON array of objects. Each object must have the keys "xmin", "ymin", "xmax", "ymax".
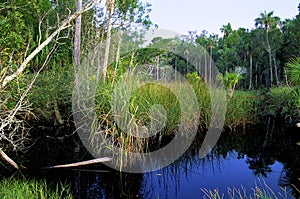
[
  {"xmin": 0, "ymin": 148, "xmax": 19, "ymax": 170},
  {"xmin": 43, "ymin": 157, "xmax": 112, "ymax": 169}
]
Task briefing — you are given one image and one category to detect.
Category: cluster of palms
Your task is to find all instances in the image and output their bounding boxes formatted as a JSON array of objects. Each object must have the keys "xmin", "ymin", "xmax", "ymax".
[{"xmin": 196, "ymin": 8, "xmax": 300, "ymax": 90}]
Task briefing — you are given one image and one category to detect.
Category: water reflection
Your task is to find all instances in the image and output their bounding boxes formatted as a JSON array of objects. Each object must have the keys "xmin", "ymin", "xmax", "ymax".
[{"xmin": 24, "ymin": 125, "xmax": 300, "ymax": 198}]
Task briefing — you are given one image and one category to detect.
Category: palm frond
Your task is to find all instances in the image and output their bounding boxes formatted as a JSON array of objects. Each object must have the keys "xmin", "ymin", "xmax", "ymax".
[{"xmin": 286, "ymin": 57, "xmax": 300, "ymax": 86}]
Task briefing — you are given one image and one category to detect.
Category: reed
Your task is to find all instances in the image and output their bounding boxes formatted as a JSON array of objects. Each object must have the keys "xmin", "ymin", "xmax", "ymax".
[
  {"xmin": 202, "ymin": 179, "xmax": 292, "ymax": 199},
  {"xmin": 225, "ymin": 90, "xmax": 261, "ymax": 129}
]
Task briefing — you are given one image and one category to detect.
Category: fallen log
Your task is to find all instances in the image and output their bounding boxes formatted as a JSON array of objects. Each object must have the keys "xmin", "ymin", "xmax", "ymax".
[
  {"xmin": 43, "ymin": 157, "xmax": 112, "ymax": 169},
  {"xmin": 0, "ymin": 148, "xmax": 19, "ymax": 170}
]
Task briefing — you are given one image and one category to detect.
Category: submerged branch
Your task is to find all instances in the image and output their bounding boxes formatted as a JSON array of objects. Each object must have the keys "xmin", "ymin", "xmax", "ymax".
[{"xmin": 43, "ymin": 157, "xmax": 112, "ymax": 169}]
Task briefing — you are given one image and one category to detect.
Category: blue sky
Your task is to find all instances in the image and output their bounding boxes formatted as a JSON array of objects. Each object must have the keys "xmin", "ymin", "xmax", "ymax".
[{"xmin": 143, "ymin": 0, "xmax": 299, "ymax": 35}]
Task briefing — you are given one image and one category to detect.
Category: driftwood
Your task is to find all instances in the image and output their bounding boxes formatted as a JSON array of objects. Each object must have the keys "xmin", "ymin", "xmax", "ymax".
[
  {"xmin": 0, "ymin": 148, "xmax": 19, "ymax": 170},
  {"xmin": 43, "ymin": 157, "xmax": 112, "ymax": 169}
]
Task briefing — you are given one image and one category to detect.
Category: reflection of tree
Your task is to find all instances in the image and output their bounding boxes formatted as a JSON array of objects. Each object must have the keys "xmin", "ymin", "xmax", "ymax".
[
  {"xmin": 246, "ymin": 153, "xmax": 273, "ymax": 177},
  {"xmin": 279, "ymin": 167, "xmax": 300, "ymax": 198},
  {"xmin": 216, "ymin": 125, "xmax": 300, "ymax": 197}
]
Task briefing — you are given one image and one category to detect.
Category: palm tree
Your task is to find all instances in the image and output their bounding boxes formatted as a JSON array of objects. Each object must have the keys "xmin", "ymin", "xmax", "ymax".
[
  {"xmin": 286, "ymin": 57, "xmax": 300, "ymax": 110},
  {"xmin": 286, "ymin": 57, "xmax": 300, "ymax": 86},
  {"xmin": 220, "ymin": 22, "xmax": 232, "ymax": 39},
  {"xmin": 218, "ymin": 70, "xmax": 243, "ymax": 98},
  {"xmin": 255, "ymin": 11, "xmax": 281, "ymax": 86}
]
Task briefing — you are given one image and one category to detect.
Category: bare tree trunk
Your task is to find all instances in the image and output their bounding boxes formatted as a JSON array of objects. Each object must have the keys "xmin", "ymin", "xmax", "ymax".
[
  {"xmin": 209, "ymin": 47, "xmax": 212, "ymax": 86},
  {"xmin": 204, "ymin": 49, "xmax": 207, "ymax": 83},
  {"xmin": 74, "ymin": 0, "xmax": 82, "ymax": 66},
  {"xmin": 113, "ymin": 17, "xmax": 125, "ymax": 82},
  {"xmin": 156, "ymin": 56, "xmax": 160, "ymax": 80},
  {"xmin": 265, "ymin": 30, "xmax": 273, "ymax": 87},
  {"xmin": 102, "ymin": 0, "xmax": 115, "ymax": 80},
  {"xmin": 255, "ymin": 62, "xmax": 258, "ymax": 88},
  {"xmin": 273, "ymin": 56, "xmax": 279, "ymax": 86},
  {"xmin": 174, "ymin": 59, "xmax": 177, "ymax": 81},
  {"xmin": 96, "ymin": 10, "xmax": 107, "ymax": 81},
  {"xmin": 113, "ymin": 31, "xmax": 122, "ymax": 82},
  {"xmin": 248, "ymin": 50, "xmax": 253, "ymax": 90},
  {"xmin": 0, "ymin": 1, "xmax": 95, "ymax": 89},
  {"xmin": 283, "ymin": 67, "xmax": 289, "ymax": 87}
]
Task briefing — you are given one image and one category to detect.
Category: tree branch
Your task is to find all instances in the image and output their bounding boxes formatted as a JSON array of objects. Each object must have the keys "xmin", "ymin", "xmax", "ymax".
[{"xmin": 0, "ymin": 1, "xmax": 97, "ymax": 90}]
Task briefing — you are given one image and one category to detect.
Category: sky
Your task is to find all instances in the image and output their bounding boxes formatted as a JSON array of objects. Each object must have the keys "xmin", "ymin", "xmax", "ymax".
[{"xmin": 143, "ymin": 0, "xmax": 299, "ymax": 35}]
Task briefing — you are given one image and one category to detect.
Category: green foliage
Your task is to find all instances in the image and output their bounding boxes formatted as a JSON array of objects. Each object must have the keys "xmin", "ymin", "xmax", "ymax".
[
  {"xmin": 186, "ymin": 72, "xmax": 211, "ymax": 128},
  {"xmin": 218, "ymin": 71, "xmax": 243, "ymax": 98},
  {"xmin": 27, "ymin": 66, "xmax": 74, "ymax": 119},
  {"xmin": 0, "ymin": 178, "xmax": 73, "ymax": 199},
  {"xmin": 268, "ymin": 87, "xmax": 299, "ymax": 114},
  {"xmin": 0, "ymin": 10, "xmax": 28, "ymax": 70},
  {"xmin": 219, "ymin": 71, "xmax": 243, "ymax": 90},
  {"xmin": 226, "ymin": 91, "xmax": 260, "ymax": 128},
  {"xmin": 286, "ymin": 57, "xmax": 300, "ymax": 86},
  {"xmin": 280, "ymin": 15, "xmax": 300, "ymax": 64}
]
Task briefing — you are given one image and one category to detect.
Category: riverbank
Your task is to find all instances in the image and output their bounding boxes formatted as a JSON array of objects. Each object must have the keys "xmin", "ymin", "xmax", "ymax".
[{"xmin": 0, "ymin": 69, "xmax": 299, "ymax": 156}]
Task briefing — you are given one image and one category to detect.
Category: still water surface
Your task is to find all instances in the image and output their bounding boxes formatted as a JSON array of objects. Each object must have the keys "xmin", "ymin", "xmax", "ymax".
[{"xmin": 28, "ymin": 126, "xmax": 299, "ymax": 199}]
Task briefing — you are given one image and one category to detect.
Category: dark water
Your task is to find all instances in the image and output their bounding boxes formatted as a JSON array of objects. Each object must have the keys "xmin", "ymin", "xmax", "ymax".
[{"xmin": 4, "ymin": 123, "xmax": 300, "ymax": 198}]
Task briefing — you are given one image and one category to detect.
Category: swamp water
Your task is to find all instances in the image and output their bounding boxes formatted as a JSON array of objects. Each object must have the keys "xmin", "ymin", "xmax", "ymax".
[{"xmin": 2, "ymin": 124, "xmax": 300, "ymax": 198}]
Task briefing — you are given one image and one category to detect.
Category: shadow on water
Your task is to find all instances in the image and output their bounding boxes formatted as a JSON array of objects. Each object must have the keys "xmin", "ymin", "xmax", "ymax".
[{"xmin": 3, "ymin": 119, "xmax": 300, "ymax": 199}]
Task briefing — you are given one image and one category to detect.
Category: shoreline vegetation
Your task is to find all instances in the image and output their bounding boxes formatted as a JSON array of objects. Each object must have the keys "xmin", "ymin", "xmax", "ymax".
[{"xmin": 1, "ymin": 67, "xmax": 299, "ymax": 155}]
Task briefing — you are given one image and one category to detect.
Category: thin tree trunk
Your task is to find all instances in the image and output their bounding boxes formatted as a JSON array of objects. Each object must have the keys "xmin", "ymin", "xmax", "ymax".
[
  {"xmin": 204, "ymin": 49, "xmax": 207, "ymax": 83},
  {"xmin": 0, "ymin": 1, "xmax": 95, "ymax": 89},
  {"xmin": 74, "ymin": 0, "xmax": 82, "ymax": 66},
  {"xmin": 113, "ymin": 17, "xmax": 125, "ymax": 81},
  {"xmin": 174, "ymin": 58, "xmax": 177, "ymax": 81},
  {"xmin": 248, "ymin": 50, "xmax": 253, "ymax": 90},
  {"xmin": 156, "ymin": 56, "xmax": 160, "ymax": 80},
  {"xmin": 186, "ymin": 54, "xmax": 189, "ymax": 74},
  {"xmin": 255, "ymin": 62, "xmax": 258, "ymax": 88},
  {"xmin": 113, "ymin": 31, "xmax": 122, "ymax": 81},
  {"xmin": 265, "ymin": 30, "xmax": 273, "ymax": 87},
  {"xmin": 96, "ymin": 10, "xmax": 107, "ymax": 81},
  {"xmin": 273, "ymin": 56, "xmax": 279, "ymax": 86},
  {"xmin": 283, "ymin": 67, "xmax": 289, "ymax": 87},
  {"xmin": 209, "ymin": 47, "xmax": 212, "ymax": 86},
  {"xmin": 53, "ymin": 99, "xmax": 63, "ymax": 125},
  {"xmin": 102, "ymin": 0, "xmax": 115, "ymax": 80}
]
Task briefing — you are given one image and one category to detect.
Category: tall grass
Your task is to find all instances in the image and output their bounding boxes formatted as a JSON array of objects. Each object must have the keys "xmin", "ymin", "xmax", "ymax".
[
  {"xmin": 94, "ymin": 76, "xmax": 201, "ymax": 154},
  {"xmin": 94, "ymin": 73, "xmax": 300, "ymax": 154},
  {"xmin": 225, "ymin": 91, "xmax": 261, "ymax": 129},
  {"xmin": 0, "ymin": 178, "xmax": 73, "ymax": 199},
  {"xmin": 202, "ymin": 179, "xmax": 292, "ymax": 199},
  {"xmin": 268, "ymin": 86, "xmax": 299, "ymax": 115}
]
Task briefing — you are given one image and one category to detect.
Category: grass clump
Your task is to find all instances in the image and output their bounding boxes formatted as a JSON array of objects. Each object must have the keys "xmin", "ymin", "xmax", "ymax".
[
  {"xmin": 0, "ymin": 178, "xmax": 73, "ymax": 199},
  {"xmin": 267, "ymin": 86, "xmax": 299, "ymax": 120},
  {"xmin": 226, "ymin": 91, "xmax": 261, "ymax": 129},
  {"xmin": 202, "ymin": 183, "xmax": 292, "ymax": 199}
]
